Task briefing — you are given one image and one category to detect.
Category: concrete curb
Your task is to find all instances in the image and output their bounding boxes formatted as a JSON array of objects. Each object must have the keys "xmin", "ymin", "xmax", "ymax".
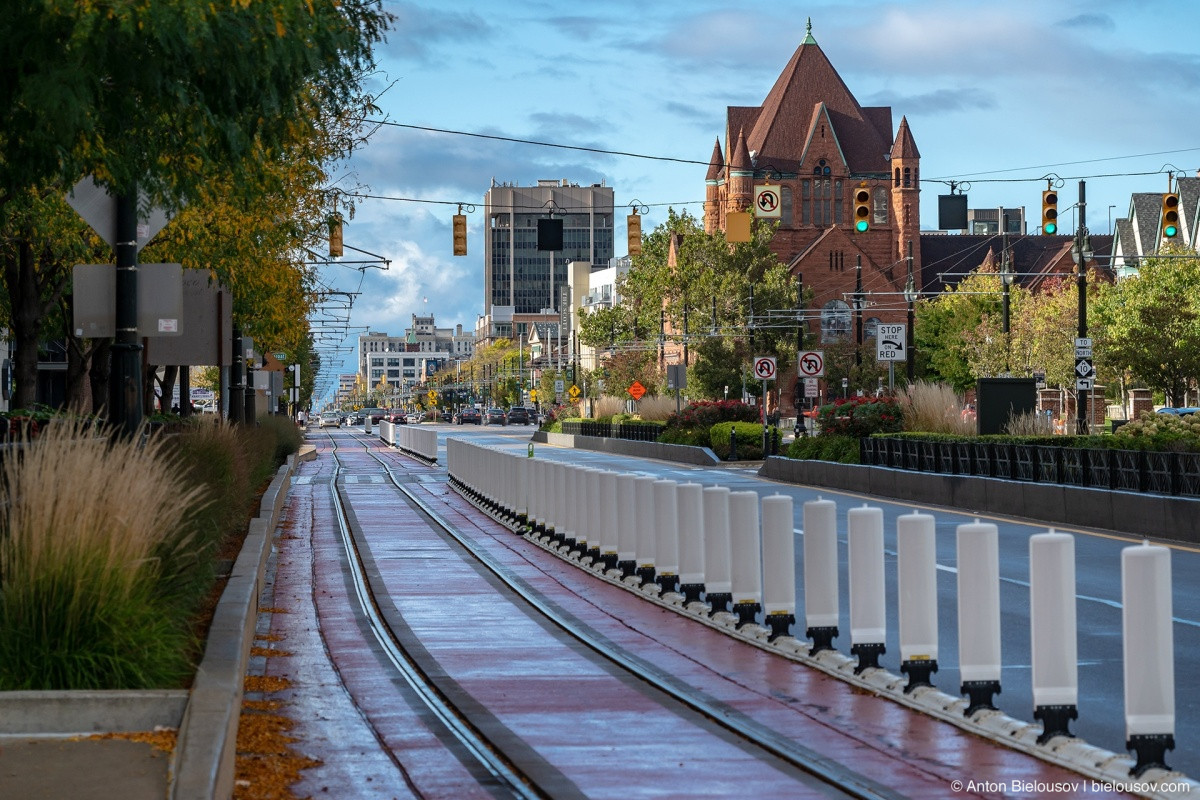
[
  {"xmin": 171, "ymin": 457, "xmax": 293, "ymax": 800},
  {"xmin": 532, "ymin": 430, "xmax": 722, "ymax": 466}
]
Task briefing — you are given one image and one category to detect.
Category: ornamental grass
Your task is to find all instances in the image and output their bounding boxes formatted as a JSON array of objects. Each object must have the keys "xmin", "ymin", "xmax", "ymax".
[
  {"xmin": 0, "ymin": 418, "xmax": 209, "ymax": 689},
  {"xmin": 898, "ymin": 380, "xmax": 976, "ymax": 435}
]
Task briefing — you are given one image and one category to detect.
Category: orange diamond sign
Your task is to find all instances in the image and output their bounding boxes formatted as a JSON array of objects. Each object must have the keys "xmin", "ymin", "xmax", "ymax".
[{"xmin": 627, "ymin": 380, "xmax": 646, "ymax": 401}]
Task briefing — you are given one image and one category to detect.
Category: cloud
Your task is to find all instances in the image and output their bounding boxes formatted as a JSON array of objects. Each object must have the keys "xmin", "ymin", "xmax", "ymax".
[
  {"xmin": 1057, "ymin": 13, "xmax": 1116, "ymax": 32},
  {"xmin": 380, "ymin": 2, "xmax": 493, "ymax": 62},
  {"xmin": 866, "ymin": 87, "xmax": 997, "ymax": 115}
]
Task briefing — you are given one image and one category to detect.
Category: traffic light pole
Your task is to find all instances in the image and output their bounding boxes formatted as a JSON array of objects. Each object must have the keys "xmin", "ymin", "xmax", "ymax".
[
  {"xmin": 1075, "ymin": 181, "xmax": 1088, "ymax": 435},
  {"xmin": 110, "ymin": 189, "xmax": 142, "ymax": 437}
]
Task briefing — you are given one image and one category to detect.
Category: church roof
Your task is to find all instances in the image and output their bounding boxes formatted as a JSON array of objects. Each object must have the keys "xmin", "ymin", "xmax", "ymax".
[
  {"xmin": 890, "ymin": 116, "xmax": 920, "ymax": 160},
  {"xmin": 705, "ymin": 138, "xmax": 724, "ymax": 181},
  {"xmin": 729, "ymin": 127, "xmax": 752, "ymax": 172},
  {"xmin": 737, "ymin": 29, "xmax": 893, "ymax": 176}
]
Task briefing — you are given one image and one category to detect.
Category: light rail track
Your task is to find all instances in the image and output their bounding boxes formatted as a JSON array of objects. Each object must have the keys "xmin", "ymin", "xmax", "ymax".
[{"xmin": 324, "ymin": 430, "xmax": 902, "ymax": 799}]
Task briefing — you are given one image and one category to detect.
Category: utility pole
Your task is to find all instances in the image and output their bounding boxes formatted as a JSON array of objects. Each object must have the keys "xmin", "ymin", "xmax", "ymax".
[
  {"xmin": 110, "ymin": 189, "xmax": 141, "ymax": 436},
  {"xmin": 1074, "ymin": 181, "xmax": 1092, "ymax": 435}
]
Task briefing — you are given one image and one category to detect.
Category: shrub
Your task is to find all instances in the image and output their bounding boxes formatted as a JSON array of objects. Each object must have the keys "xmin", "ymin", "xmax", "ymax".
[
  {"xmin": 816, "ymin": 396, "xmax": 902, "ymax": 438},
  {"xmin": 0, "ymin": 418, "xmax": 208, "ymax": 689},
  {"xmin": 899, "ymin": 381, "xmax": 974, "ymax": 435},
  {"xmin": 1113, "ymin": 411, "xmax": 1200, "ymax": 452},
  {"xmin": 710, "ymin": 421, "xmax": 775, "ymax": 460},
  {"xmin": 786, "ymin": 434, "xmax": 861, "ymax": 463},
  {"xmin": 1004, "ymin": 409, "xmax": 1054, "ymax": 436}
]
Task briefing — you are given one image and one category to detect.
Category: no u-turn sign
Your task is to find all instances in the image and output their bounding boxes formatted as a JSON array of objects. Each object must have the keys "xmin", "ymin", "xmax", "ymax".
[{"xmin": 753, "ymin": 356, "xmax": 777, "ymax": 381}]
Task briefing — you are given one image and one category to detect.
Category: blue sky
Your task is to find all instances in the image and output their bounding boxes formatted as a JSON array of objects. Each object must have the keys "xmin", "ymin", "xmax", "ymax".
[{"xmin": 311, "ymin": 0, "xmax": 1200, "ymax": 402}]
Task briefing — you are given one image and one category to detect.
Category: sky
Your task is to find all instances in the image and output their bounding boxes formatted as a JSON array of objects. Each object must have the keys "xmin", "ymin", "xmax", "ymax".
[{"xmin": 309, "ymin": 0, "xmax": 1200, "ymax": 404}]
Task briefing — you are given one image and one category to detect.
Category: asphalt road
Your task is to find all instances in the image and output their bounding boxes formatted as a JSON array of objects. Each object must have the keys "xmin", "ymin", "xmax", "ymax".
[{"xmin": 413, "ymin": 423, "xmax": 1200, "ymax": 779}]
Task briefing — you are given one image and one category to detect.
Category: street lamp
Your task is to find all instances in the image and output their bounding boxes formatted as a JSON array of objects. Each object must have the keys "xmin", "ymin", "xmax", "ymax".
[
  {"xmin": 1071, "ymin": 225, "xmax": 1094, "ymax": 434},
  {"xmin": 903, "ymin": 271, "xmax": 918, "ymax": 383}
]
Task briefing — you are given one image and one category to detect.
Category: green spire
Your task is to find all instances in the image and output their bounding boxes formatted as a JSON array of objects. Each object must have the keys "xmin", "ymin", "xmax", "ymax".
[{"xmin": 803, "ymin": 17, "xmax": 816, "ymax": 45}]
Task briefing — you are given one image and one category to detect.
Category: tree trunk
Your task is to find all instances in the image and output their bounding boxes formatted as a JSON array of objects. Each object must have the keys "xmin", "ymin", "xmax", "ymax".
[
  {"xmin": 64, "ymin": 336, "xmax": 92, "ymax": 414},
  {"xmin": 4, "ymin": 240, "xmax": 44, "ymax": 410}
]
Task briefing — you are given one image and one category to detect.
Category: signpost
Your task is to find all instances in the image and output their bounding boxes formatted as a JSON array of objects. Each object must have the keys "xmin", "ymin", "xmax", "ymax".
[
  {"xmin": 754, "ymin": 356, "xmax": 776, "ymax": 455},
  {"xmin": 876, "ymin": 323, "xmax": 907, "ymax": 391},
  {"xmin": 627, "ymin": 380, "xmax": 646, "ymax": 401}
]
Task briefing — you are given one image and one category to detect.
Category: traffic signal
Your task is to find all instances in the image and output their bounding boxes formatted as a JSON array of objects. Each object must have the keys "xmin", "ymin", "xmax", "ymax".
[
  {"xmin": 1162, "ymin": 192, "xmax": 1180, "ymax": 239},
  {"xmin": 853, "ymin": 186, "xmax": 870, "ymax": 232},
  {"xmin": 452, "ymin": 213, "xmax": 467, "ymax": 255},
  {"xmin": 627, "ymin": 210, "xmax": 642, "ymax": 256},
  {"xmin": 329, "ymin": 214, "xmax": 343, "ymax": 257},
  {"xmin": 1041, "ymin": 190, "xmax": 1058, "ymax": 235}
]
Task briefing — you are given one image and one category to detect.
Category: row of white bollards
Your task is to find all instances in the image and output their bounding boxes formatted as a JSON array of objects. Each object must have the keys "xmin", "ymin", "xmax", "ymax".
[
  {"xmin": 378, "ymin": 420, "xmax": 439, "ymax": 461},
  {"xmin": 444, "ymin": 440, "xmax": 1178, "ymax": 777}
]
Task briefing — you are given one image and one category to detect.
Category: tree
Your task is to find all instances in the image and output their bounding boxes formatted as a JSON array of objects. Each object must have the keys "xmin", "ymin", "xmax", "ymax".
[
  {"xmin": 0, "ymin": 1, "xmax": 390, "ymax": 410},
  {"xmin": 1092, "ymin": 252, "xmax": 1200, "ymax": 406},
  {"xmin": 579, "ymin": 209, "xmax": 795, "ymax": 400}
]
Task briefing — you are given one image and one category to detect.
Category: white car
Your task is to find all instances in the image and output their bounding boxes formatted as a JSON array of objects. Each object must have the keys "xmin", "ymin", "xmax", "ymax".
[
  {"xmin": 405, "ymin": 412, "xmax": 422, "ymax": 424},
  {"xmin": 318, "ymin": 412, "xmax": 341, "ymax": 428}
]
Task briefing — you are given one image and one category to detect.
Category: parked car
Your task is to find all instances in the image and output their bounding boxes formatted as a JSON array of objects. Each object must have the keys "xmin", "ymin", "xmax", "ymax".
[
  {"xmin": 318, "ymin": 412, "xmax": 341, "ymax": 428},
  {"xmin": 1156, "ymin": 407, "xmax": 1199, "ymax": 416},
  {"xmin": 362, "ymin": 408, "xmax": 386, "ymax": 424},
  {"xmin": 457, "ymin": 407, "xmax": 481, "ymax": 425},
  {"xmin": 484, "ymin": 407, "xmax": 508, "ymax": 425},
  {"xmin": 506, "ymin": 406, "xmax": 531, "ymax": 425},
  {"xmin": 405, "ymin": 412, "xmax": 422, "ymax": 424},
  {"xmin": 384, "ymin": 411, "xmax": 407, "ymax": 424}
]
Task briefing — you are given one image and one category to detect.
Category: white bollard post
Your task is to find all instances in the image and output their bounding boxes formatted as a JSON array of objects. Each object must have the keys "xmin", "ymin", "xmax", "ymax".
[
  {"xmin": 597, "ymin": 471, "xmax": 619, "ymax": 572},
  {"xmin": 847, "ymin": 504, "xmax": 886, "ymax": 673},
  {"xmin": 897, "ymin": 510, "xmax": 938, "ymax": 692},
  {"xmin": 728, "ymin": 490, "xmax": 762, "ymax": 629},
  {"xmin": 616, "ymin": 473, "xmax": 638, "ymax": 579},
  {"xmin": 956, "ymin": 519, "xmax": 1001, "ymax": 715},
  {"xmin": 653, "ymin": 479, "xmax": 680, "ymax": 595},
  {"xmin": 568, "ymin": 466, "xmax": 588, "ymax": 558},
  {"xmin": 803, "ymin": 497, "xmax": 839, "ymax": 654},
  {"xmin": 514, "ymin": 455, "xmax": 528, "ymax": 531},
  {"xmin": 702, "ymin": 486, "xmax": 733, "ymax": 615},
  {"xmin": 760, "ymin": 494, "xmax": 795, "ymax": 641},
  {"xmin": 676, "ymin": 483, "xmax": 706, "ymax": 605},
  {"xmin": 1123, "ymin": 542, "xmax": 1175, "ymax": 776},
  {"xmin": 1030, "ymin": 529, "xmax": 1078, "ymax": 743},
  {"xmin": 551, "ymin": 462, "xmax": 568, "ymax": 547},
  {"xmin": 634, "ymin": 475, "xmax": 658, "ymax": 588}
]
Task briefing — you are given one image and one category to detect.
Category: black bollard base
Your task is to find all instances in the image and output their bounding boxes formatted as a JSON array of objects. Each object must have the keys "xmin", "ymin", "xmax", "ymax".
[
  {"xmin": 1126, "ymin": 733, "xmax": 1174, "ymax": 777},
  {"xmin": 636, "ymin": 564, "xmax": 656, "ymax": 588},
  {"xmin": 851, "ymin": 642, "xmax": 885, "ymax": 674},
  {"xmin": 600, "ymin": 552, "xmax": 619, "ymax": 572},
  {"xmin": 706, "ymin": 592, "xmax": 732, "ymax": 617},
  {"xmin": 733, "ymin": 601, "xmax": 761, "ymax": 629},
  {"xmin": 656, "ymin": 572, "xmax": 679, "ymax": 595},
  {"xmin": 900, "ymin": 658, "xmax": 938, "ymax": 693},
  {"xmin": 961, "ymin": 680, "xmax": 1001, "ymax": 717},
  {"xmin": 1033, "ymin": 704, "xmax": 1078, "ymax": 744},
  {"xmin": 765, "ymin": 612, "xmax": 795, "ymax": 642},
  {"xmin": 562, "ymin": 536, "xmax": 577, "ymax": 554},
  {"xmin": 617, "ymin": 559, "xmax": 637, "ymax": 579},
  {"xmin": 587, "ymin": 546, "xmax": 601, "ymax": 565},
  {"xmin": 679, "ymin": 583, "xmax": 704, "ymax": 605},
  {"xmin": 806, "ymin": 625, "xmax": 838, "ymax": 656}
]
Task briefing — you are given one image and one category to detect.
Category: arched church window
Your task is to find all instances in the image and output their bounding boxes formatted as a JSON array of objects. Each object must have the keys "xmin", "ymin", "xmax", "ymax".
[
  {"xmin": 834, "ymin": 180, "xmax": 843, "ymax": 225},
  {"xmin": 894, "ymin": 167, "xmax": 900, "ymax": 187},
  {"xmin": 903, "ymin": 167, "xmax": 912, "ymax": 188},
  {"xmin": 781, "ymin": 186, "xmax": 793, "ymax": 225},
  {"xmin": 821, "ymin": 299, "xmax": 851, "ymax": 341},
  {"xmin": 873, "ymin": 188, "xmax": 888, "ymax": 225}
]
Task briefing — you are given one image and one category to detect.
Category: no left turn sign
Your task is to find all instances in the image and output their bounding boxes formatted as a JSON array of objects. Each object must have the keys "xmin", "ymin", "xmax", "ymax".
[{"xmin": 753, "ymin": 356, "xmax": 777, "ymax": 381}]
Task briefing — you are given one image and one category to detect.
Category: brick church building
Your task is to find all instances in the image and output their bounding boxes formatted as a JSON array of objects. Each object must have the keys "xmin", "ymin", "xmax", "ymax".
[{"xmin": 703, "ymin": 21, "xmax": 922, "ymax": 409}]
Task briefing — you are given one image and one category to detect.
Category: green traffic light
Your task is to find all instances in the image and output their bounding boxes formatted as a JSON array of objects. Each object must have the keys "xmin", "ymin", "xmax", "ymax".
[
  {"xmin": 855, "ymin": 220, "xmax": 869, "ymax": 233},
  {"xmin": 1165, "ymin": 224, "xmax": 1178, "ymax": 238},
  {"xmin": 1044, "ymin": 222, "xmax": 1057, "ymax": 235}
]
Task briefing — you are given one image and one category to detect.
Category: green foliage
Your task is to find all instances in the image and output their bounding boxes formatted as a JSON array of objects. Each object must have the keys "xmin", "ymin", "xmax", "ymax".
[
  {"xmin": 787, "ymin": 434, "xmax": 862, "ymax": 463},
  {"xmin": 816, "ymin": 396, "xmax": 902, "ymax": 438},
  {"xmin": 1113, "ymin": 411, "xmax": 1200, "ymax": 452},
  {"xmin": 660, "ymin": 399, "xmax": 759, "ymax": 447},
  {"xmin": 710, "ymin": 421, "xmax": 772, "ymax": 460},
  {"xmin": 1092, "ymin": 251, "xmax": 1200, "ymax": 406}
]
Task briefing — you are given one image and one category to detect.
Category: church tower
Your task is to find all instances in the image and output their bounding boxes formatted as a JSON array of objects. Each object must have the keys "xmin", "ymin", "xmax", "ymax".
[
  {"xmin": 704, "ymin": 138, "xmax": 723, "ymax": 234},
  {"xmin": 726, "ymin": 127, "xmax": 753, "ymax": 219},
  {"xmin": 890, "ymin": 116, "xmax": 922, "ymax": 275}
]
